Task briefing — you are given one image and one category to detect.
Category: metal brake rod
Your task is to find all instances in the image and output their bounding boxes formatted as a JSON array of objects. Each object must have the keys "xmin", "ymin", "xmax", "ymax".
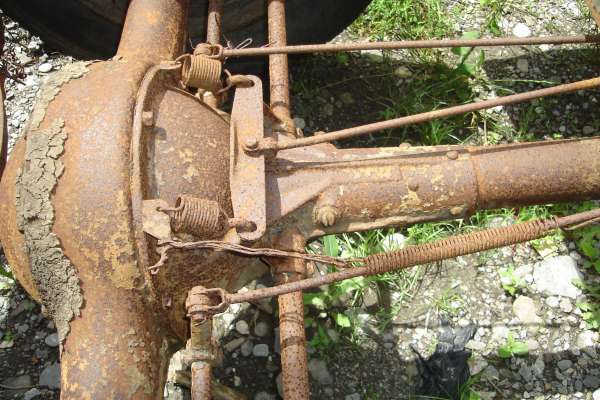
[
  {"xmin": 221, "ymin": 35, "xmax": 600, "ymax": 58},
  {"xmin": 251, "ymin": 76, "xmax": 600, "ymax": 152}
]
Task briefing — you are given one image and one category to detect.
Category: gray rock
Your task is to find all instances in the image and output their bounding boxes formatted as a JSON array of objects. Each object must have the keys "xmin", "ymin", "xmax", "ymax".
[
  {"xmin": 593, "ymin": 388, "xmax": 600, "ymax": 400},
  {"xmin": 361, "ymin": 287, "xmax": 378, "ymax": 308},
  {"xmin": 526, "ymin": 339, "xmax": 540, "ymax": 352},
  {"xmin": 223, "ymin": 337, "xmax": 246, "ymax": 353},
  {"xmin": 254, "ymin": 321, "xmax": 270, "ymax": 338},
  {"xmin": 254, "ymin": 392, "xmax": 275, "ymax": 400},
  {"xmin": 235, "ymin": 320, "xmax": 249, "ymax": 335},
  {"xmin": 512, "ymin": 296, "xmax": 542, "ymax": 325},
  {"xmin": 2, "ymin": 374, "xmax": 32, "ymax": 389},
  {"xmin": 583, "ymin": 126, "xmax": 595, "ymax": 135},
  {"xmin": 24, "ymin": 388, "xmax": 42, "ymax": 400},
  {"xmin": 465, "ymin": 340, "xmax": 486, "ymax": 351},
  {"xmin": 37, "ymin": 63, "xmax": 53, "ymax": 73},
  {"xmin": 557, "ymin": 359, "xmax": 573, "ymax": 370},
  {"xmin": 39, "ymin": 363, "xmax": 60, "ymax": 389},
  {"xmin": 308, "ymin": 358, "xmax": 333, "ymax": 385},
  {"xmin": 345, "ymin": 394, "xmax": 361, "ymax": 400},
  {"xmin": 44, "ymin": 333, "xmax": 59, "ymax": 347},
  {"xmin": 533, "ymin": 357, "xmax": 545, "ymax": 377},
  {"xmin": 545, "ymin": 297, "xmax": 559, "ymax": 308},
  {"xmin": 518, "ymin": 365, "xmax": 532, "ymax": 382},
  {"xmin": 559, "ymin": 298, "xmax": 573, "ymax": 313},
  {"xmin": 512, "ymin": 23, "xmax": 531, "ymax": 38},
  {"xmin": 252, "ymin": 343, "xmax": 269, "ymax": 357},
  {"xmin": 577, "ymin": 330, "xmax": 597, "ymax": 357},
  {"xmin": 240, "ymin": 340, "xmax": 253, "ymax": 357},
  {"xmin": 516, "ymin": 59, "xmax": 529, "ymax": 73},
  {"xmin": 584, "ymin": 375, "xmax": 600, "ymax": 388},
  {"xmin": 533, "ymin": 256, "xmax": 583, "ymax": 298}
]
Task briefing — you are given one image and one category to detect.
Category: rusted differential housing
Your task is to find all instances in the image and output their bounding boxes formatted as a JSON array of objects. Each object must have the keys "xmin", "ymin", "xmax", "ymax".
[{"xmin": 0, "ymin": 0, "xmax": 264, "ymax": 398}]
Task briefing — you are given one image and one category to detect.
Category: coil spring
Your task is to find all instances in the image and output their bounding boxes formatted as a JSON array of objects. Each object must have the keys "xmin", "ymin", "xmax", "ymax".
[
  {"xmin": 364, "ymin": 218, "xmax": 558, "ymax": 275},
  {"xmin": 180, "ymin": 53, "xmax": 222, "ymax": 93},
  {"xmin": 170, "ymin": 195, "xmax": 227, "ymax": 239}
]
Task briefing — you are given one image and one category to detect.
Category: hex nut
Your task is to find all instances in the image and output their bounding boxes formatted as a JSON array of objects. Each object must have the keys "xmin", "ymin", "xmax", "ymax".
[{"xmin": 316, "ymin": 205, "xmax": 338, "ymax": 227}]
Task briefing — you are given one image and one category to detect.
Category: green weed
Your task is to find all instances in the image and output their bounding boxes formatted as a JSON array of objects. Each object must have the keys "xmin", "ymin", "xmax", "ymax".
[
  {"xmin": 498, "ymin": 265, "xmax": 525, "ymax": 296},
  {"xmin": 498, "ymin": 331, "xmax": 529, "ymax": 358}
]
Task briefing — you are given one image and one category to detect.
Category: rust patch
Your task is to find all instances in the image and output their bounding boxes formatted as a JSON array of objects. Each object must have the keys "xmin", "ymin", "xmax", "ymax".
[{"xmin": 15, "ymin": 118, "xmax": 83, "ymax": 343}]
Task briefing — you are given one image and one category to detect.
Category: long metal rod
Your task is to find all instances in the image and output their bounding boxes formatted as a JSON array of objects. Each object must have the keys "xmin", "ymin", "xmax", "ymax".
[
  {"xmin": 224, "ymin": 209, "xmax": 600, "ymax": 305},
  {"xmin": 259, "ymin": 76, "xmax": 600, "ymax": 151},
  {"xmin": 222, "ymin": 35, "xmax": 600, "ymax": 57},
  {"xmin": 206, "ymin": 0, "xmax": 222, "ymax": 45},
  {"xmin": 267, "ymin": 0, "xmax": 294, "ymax": 133}
]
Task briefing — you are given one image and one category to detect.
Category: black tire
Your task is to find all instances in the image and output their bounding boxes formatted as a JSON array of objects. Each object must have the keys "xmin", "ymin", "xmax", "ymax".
[{"xmin": 0, "ymin": 0, "xmax": 371, "ymax": 60}]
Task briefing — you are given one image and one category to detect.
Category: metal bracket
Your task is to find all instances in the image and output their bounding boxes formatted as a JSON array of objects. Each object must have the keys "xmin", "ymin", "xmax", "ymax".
[{"xmin": 230, "ymin": 75, "xmax": 266, "ymax": 242}]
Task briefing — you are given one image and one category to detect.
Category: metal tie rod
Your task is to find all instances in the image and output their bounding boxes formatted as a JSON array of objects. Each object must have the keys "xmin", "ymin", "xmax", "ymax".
[
  {"xmin": 253, "ymin": 76, "xmax": 600, "ymax": 152},
  {"xmin": 222, "ymin": 35, "xmax": 600, "ymax": 57}
]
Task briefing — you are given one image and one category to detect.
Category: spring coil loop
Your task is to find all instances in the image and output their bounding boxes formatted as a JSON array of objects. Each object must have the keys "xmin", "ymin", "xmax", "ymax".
[
  {"xmin": 364, "ymin": 218, "xmax": 558, "ymax": 275},
  {"xmin": 171, "ymin": 195, "xmax": 227, "ymax": 239},
  {"xmin": 180, "ymin": 54, "xmax": 222, "ymax": 93}
]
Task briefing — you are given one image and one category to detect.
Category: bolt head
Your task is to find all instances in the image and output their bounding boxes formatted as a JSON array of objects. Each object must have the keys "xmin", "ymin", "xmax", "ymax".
[
  {"xmin": 408, "ymin": 181, "xmax": 419, "ymax": 192},
  {"xmin": 243, "ymin": 137, "xmax": 259, "ymax": 150},
  {"xmin": 142, "ymin": 111, "xmax": 155, "ymax": 127},
  {"xmin": 316, "ymin": 206, "xmax": 338, "ymax": 227},
  {"xmin": 450, "ymin": 206, "xmax": 464, "ymax": 216},
  {"xmin": 446, "ymin": 150, "xmax": 459, "ymax": 160}
]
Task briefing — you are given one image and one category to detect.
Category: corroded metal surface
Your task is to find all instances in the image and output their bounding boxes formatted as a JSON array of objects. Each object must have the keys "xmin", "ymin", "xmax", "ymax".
[
  {"xmin": 230, "ymin": 75, "xmax": 267, "ymax": 242},
  {"xmin": 270, "ymin": 229, "xmax": 310, "ymax": 400},
  {"xmin": 1, "ymin": 0, "xmax": 600, "ymax": 398},
  {"xmin": 267, "ymin": 0, "xmax": 295, "ymax": 135}
]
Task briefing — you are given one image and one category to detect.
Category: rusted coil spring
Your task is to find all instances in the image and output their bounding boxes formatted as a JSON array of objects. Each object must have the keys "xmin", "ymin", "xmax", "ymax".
[
  {"xmin": 179, "ymin": 43, "xmax": 253, "ymax": 94},
  {"xmin": 162, "ymin": 195, "xmax": 254, "ymax": 239},
  {"xmin": 180, "ymin": 53, "xmax": 223, "ymax": 93},
  {"xmin": 184, "ymin": 210, "xmax": 600, "ymax": 314}
]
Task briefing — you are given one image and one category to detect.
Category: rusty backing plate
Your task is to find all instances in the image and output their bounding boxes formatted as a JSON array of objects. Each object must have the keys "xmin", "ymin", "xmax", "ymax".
[{"xmin": 230, "ymin": 76, "xmax": 266, "ymax": 242}]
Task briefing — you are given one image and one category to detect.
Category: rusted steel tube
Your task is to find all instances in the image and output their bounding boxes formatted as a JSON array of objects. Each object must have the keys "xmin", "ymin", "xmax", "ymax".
[
  {"xmin": 473, "ymin": 139, "xmax": 600, "ymax": 208},
  {"xmin": 278, "ymin": 292, "xmax": 311, "ymax": 400},
  {"xmin": 262, "ymin": 76, "xmax": 600, "ymax": 151},
  {"xmin": 267, "ymin": 0, "xmax": 294, "ymax": 133},
  {"xmin": 191, "ymin": 362, "xmax": 212, "ymax": 400},
  {"xmin": 225, "ymin": 208, "xmax": 600, "ymax": 304},
  {"xmin": 272, "ymin": 229, "xmax": 310, "ymax": 400},
  {"xmin": 222, "ymin": 35, "xmax": 600, "ymax": 57},
  {"xmin": 206, "ymin": 0, "xmax": 222, "ymax": 45},
  {"xmin": 117, "ymin": 0, "xmax": 189, "ymax": 62}
]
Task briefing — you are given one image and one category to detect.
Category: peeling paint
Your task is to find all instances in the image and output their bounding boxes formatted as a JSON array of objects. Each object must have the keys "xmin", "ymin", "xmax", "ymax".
[
  {"xmin": 15, "ymin": 118, "xmax": 83, "ymax": 344},
  {"xmin": 27, "ymin": 63, "xmax": 90, "ymax": 133}
]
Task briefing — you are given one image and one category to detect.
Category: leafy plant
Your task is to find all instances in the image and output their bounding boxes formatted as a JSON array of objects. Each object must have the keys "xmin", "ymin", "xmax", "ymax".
[
  {"xmin": 498, "ymin": 331, "xmax": 529, "ymax": 358},
  {"xmin": 498, "ymin": 264, "xmax": 525, "ymax": 296}
]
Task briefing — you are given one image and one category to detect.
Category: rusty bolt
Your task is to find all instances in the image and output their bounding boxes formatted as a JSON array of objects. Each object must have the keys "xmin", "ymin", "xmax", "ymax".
[
  {"xmin": 446, "ymin": 150, "xmax": 459, "ymax": 160},
  {"xmin": 408, "ymin": 181, "xmax": 419, "ymax": 192},
  {"xmin": 142, "ymin": 111, "xmax": 155, "ymax": 127},
  {"xmin": 450, "ymin": 206, "xmax": 464, "ymax": 216},
  {"xmin": 316, "ymin": 205, "xmax": 338, "ymax": 227},
  {"xmin": 243, "ymin": 137, "xmax": 259, "ymax": 150}
]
